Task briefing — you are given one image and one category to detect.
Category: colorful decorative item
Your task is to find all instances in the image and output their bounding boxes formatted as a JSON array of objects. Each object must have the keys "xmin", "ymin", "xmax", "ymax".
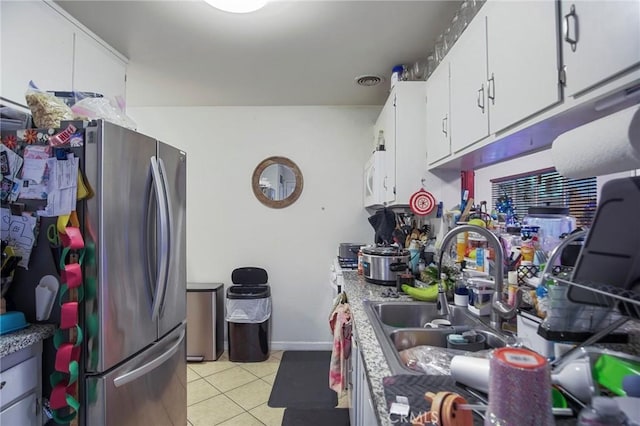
[
  {"xmin": 24, "ymin": 129, "xmax": 38, "ymax": 144},
  {"xmin": 2, "ymin": 134, "xmax": 17, "ymax": 150},
  {"xmin": 409, "ymin": 188, "xmax": 436, "ymax": 216}
]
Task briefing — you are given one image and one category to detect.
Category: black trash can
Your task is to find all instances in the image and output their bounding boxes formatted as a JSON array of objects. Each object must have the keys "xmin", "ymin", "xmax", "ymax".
[{"xmin": 226, "ymin": 267, "xmax": 271, "ymax": 362}]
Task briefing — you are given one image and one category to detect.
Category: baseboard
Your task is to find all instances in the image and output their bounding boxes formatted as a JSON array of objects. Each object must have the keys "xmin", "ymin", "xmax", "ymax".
[
  {"xmin": 269, "ymin": 341, "xmax": 334, "ymax": 351},
  {"xmin": 222, "ymin": 340, "xmax": 333, "ymax": 351}
]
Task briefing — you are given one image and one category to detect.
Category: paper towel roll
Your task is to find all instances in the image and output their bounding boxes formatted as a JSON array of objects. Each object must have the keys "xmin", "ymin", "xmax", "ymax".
[{"xmin": 552, "ymin": 105, "xmax": 640, "ymax": 178}]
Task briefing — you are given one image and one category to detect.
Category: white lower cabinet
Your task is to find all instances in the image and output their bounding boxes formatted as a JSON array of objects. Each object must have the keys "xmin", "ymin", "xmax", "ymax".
[
  {"xmin": 350, "ymin": 337, "xmax": 377, "ymax": 426},
  {"xmin": 0, "ymin": 343, "xmax": 42, "ymax": 426},
  {"xmin": 0, "ymin": 392, "xmax": 38, "ymax": 426}
]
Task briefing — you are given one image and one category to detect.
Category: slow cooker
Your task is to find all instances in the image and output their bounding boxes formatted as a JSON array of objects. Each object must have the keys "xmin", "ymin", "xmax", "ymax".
[{"xmin": 361, "ymin": 246, "xmax": 410, "ymax": 286}]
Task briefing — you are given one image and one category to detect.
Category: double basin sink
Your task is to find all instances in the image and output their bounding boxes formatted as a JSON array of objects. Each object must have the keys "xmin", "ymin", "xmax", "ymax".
[{"xmin": 363, "ymin": 301, "xmax": 515, "ymax": 375}]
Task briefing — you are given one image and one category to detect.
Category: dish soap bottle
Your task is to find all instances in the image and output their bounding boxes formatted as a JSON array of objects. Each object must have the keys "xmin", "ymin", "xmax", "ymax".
[{"xmin": 577, "ymin": 397, "xmax": 630, "ymax": 426}]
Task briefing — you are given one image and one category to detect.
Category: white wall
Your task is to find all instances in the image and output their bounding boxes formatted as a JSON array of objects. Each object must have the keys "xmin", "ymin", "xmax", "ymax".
[{"xmin": 128, "ymin": 106, "xmax": 379, "ymax": 350}]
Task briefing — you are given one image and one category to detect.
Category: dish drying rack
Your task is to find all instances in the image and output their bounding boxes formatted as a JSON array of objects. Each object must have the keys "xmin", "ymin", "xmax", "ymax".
[{"xmin": 530, "ymin": 231, "xmax": 639, "ymax": 375}]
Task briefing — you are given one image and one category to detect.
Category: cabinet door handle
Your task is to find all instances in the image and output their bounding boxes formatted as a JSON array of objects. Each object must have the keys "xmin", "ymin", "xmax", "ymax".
[
  {"xmin": 477, "ymin": 84, "xmax": 485, "ymax": 113},
  {"xmin": 442, "ymin": 116, "xmax": 448, "ymax": 137},
  {"xmin": 564, "ymin": 4, "xmax": 579, "ymax": 52},
  {"xmin": 0, "ymin": 380, "xmax": 5, "ymax": 389},
  {"xmin": 488, "ymin": 74, "xmax": 496, "ymax": 104}
]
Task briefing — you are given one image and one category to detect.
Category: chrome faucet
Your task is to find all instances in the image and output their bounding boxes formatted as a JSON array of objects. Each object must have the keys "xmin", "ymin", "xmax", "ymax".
[
  {"xmin": 437, "ymin": 224, "xmax": 521, "ymax": 330},
  {"xmin": 436, "ymin": 273, "xmax": 451, "ymax": 319}
]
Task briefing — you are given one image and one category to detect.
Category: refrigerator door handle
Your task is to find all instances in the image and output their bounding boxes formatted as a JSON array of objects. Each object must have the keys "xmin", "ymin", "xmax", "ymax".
[
  {"xmin": 150, "ymin": 156, "xmax": 169, "ymax": 321},
  {"xmin": 113, "ymin": 328, "xmax": 185, "ymax": 388},
  {"xmin": 157, "ymin": 157, "xmax": 173, "ymax": 313}
]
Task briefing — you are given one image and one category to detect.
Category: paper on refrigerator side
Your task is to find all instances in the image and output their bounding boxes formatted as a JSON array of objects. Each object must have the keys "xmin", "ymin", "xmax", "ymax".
[
  {"xmin": 0, "ymin": 144, "xmax": 23, "ymax": 180},
  {"xmin": 0, "ymin": 145, "xmax": 24, "ymax": 202},
  {"xmin": 19, "ymin": 145, "xmax": 52, "ymax": 200},
  {"xmin": 37, "ymin": 154, "xmax": 79, "ymax": 217},
  {"xmin": 21, "ymin": 158, "xmax": 48, "ymax": 183},
  {"xmin": 0, "ymin": 207, "xmax": 37, "ymax": 269}
]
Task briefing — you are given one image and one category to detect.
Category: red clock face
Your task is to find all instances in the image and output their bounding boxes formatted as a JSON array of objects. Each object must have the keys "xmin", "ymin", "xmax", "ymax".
[{"xmin": 409, "ymin": 189, "xmax": 436, "ymax": 216}]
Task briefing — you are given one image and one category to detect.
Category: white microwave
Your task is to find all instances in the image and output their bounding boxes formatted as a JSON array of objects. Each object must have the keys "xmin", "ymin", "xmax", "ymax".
[{"xmin": 363, "ymin": 150, "xmax": 390, "ymax": 208}]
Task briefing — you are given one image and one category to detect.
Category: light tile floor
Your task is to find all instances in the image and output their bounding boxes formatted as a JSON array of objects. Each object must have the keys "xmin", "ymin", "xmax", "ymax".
[{"xmin": 187, "ymin": 350, "xmax": 349, "ymax": 426}]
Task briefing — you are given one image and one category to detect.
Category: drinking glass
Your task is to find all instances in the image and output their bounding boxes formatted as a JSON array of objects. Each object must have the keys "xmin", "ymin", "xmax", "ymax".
[{"xmin": 435, "ymin": 34, "xmax": 445, "ymax": 63}]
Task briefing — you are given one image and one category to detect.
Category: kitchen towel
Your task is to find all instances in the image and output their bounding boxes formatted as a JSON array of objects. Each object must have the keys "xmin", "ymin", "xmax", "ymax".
[
  {"xmin": 328, "ymin": 302, "xmax": 351, "ymax": 395},
  {"xmin": 551, "ymin": 104, "xmax": 640, "ymax": 179}
]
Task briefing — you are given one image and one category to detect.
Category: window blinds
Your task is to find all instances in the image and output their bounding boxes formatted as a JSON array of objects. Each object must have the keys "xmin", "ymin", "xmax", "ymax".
[{"xmin": 491, "ymin": 169, "xmax": 597, "ymax": 227}]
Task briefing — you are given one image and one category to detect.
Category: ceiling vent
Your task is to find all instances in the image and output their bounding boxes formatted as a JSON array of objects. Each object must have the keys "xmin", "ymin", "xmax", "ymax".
[{"xmin": 355, "ymin": 75, "xmax": 383, "ymax": 87}]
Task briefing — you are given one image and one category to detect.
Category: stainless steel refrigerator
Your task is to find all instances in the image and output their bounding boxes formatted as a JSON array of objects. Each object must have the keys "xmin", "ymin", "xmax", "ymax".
[{"xmin": 82, "ymin": 120, "xmax": 187, "ymax": 426}]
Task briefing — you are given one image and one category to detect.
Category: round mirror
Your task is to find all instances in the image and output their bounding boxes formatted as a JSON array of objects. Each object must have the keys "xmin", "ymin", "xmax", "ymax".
[{"xmin": 252, "ymin": 156, "xmax": 303, "ymax": 208}]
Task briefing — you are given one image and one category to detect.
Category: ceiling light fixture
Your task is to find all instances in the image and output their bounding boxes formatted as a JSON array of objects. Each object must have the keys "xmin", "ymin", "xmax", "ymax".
[{"xmin": 204, "ymin": 0, "xmax": 268, "ymax": 13}]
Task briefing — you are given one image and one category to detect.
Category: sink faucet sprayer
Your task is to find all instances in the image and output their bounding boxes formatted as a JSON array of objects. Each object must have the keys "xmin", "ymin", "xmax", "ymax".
[{"xmin": 437, "ymin": 225, "xmax": 521, "ymax": 330}]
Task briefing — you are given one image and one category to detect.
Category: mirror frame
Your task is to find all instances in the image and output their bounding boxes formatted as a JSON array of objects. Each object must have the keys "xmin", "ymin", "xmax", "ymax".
[{"xmin": 251, "ymin": 156, "xmax": 304, "ymax": 209}]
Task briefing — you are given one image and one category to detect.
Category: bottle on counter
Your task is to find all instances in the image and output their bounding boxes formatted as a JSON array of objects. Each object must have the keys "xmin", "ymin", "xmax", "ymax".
[
  {"xmin": 357, "ymin": 246, "xmax": 365, "ymax": 275},
  {"xmin": 390, "ymin": 65, "xmax": 404, "ymax": 90},
  {"xmin": 377, "ymin": 130, "xmax": 385, "ymax": 151}
]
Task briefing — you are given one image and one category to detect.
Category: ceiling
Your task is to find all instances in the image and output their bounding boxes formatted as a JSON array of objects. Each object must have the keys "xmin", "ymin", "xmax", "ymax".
[{"xmin": 55, "ymin": 0, "xmax": 461, "ymax": 107}]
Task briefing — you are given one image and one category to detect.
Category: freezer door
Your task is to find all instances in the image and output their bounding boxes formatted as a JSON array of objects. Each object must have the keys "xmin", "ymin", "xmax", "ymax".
[
  {"xmin": 84, "ymin": 322, "xmax": 187, "ymax": 426},
  {"xmin": 157, "ymin": 142, "xmax": 187, "ymax": 337},
  {"xmin": 84, "ymin": 121, "xmax": 160, "ymax": 373}
]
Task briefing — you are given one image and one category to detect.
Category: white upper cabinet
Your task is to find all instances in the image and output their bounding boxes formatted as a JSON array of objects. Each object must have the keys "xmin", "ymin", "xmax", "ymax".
[
  {"xmin": 448, "ymin": 0, "xmax": 561, "ymax": 154},
  {"xmin": 372, "ymin": 81, "xmax": 427, "ymax": 206},
  {"xmin": 0, "ymin": 0, "xmax": 127, "ymax": 109},
  {"xmin": 561, "ymin": 0, "xmax": 640, "ymax": 97},
  {"xmin": 486, "ymin": 0, "xmax": 561, "ymax": 133},
  {"xmin": 0, "ymin": 1, "xmax": 74, "ymax": 106},
  {"xmin": 73, "ymin": 31, "xmax": 127, "ymax": 101},
  {"xmin": 449, "ymin": 15, "xmax": 489, "ymax": 153},
  {"xmin": 426, "ymin": 62, "xmax": 451, "ymax": 164},
  {"xmin": 374, "ymin": 99, "xmax": 396, "ymax": 205}
]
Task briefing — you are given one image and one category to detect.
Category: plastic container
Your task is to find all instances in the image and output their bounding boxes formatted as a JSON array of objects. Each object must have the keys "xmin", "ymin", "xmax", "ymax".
[
  {"xmin": 390, "ymin": 65, "xmax": 404, "ymax": 89},
  {"xmin": 593, "ymin": 355, "xmax": 640, "ymax": 396},
  {"xmin": 0, "ymin": 311, "xmax": 28, "ymax": 335},
  {"xmin": 577, "ymin": 397, "xmax": 630, "ymax": 425},
  {"xmin": 522, "ymin": 206, "xmax": 576, "ymax": 254}
]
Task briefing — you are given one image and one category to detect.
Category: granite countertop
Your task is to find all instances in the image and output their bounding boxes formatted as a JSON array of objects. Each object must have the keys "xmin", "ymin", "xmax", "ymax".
[
  {"xmin": 343, "ymin": 271, "xmax": 639, "ymax": 426},
  {"xmin": 342, "ymin": 271, "xmax": 411, "ymax": 426},
  {"xmin": 0, "ymin": 323, "xmax": 56, "ymax": 358}
]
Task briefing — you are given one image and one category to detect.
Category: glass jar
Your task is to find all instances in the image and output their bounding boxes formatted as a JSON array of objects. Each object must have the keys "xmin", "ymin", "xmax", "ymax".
[
  {"xmin": 450, "ymin": 12, "xmax": 462, "ymax": 45},
  {"xmin": 443, "ymin": 26, "xmax": 454, "ymax": 56},
  {"xmin": 470, "ymin": 0, "xmax": 486, "ymax": 16},
  {"xmin": 426, "ymin": 54, "xmax": 436, "ymax": 78},
  {"xmin": 434, "ymin": 34, "xmax": 445, "ymax": 63},
  {"xmin": 459, "ymin": 1, "xmax": 473, "ymax": 32},
  {"xmin": 411, "ymin": 58, "xmax": 429, "ymax": 81}
]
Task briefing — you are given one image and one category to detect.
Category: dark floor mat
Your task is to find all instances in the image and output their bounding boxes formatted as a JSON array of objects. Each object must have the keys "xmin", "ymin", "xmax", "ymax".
[
  {"xmin": 268, "ymin": 351, "xmax": 338, "ymax": 409},
  {"xmin": 282, "ymin": 408, "xmax": 350, "ymax": 426}
]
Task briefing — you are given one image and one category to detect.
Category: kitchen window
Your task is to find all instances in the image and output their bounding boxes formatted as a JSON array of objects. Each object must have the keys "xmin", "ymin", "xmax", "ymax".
[{"xmin": 491, "ymin": 168, "xmax": 597, "ymax": 228}]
